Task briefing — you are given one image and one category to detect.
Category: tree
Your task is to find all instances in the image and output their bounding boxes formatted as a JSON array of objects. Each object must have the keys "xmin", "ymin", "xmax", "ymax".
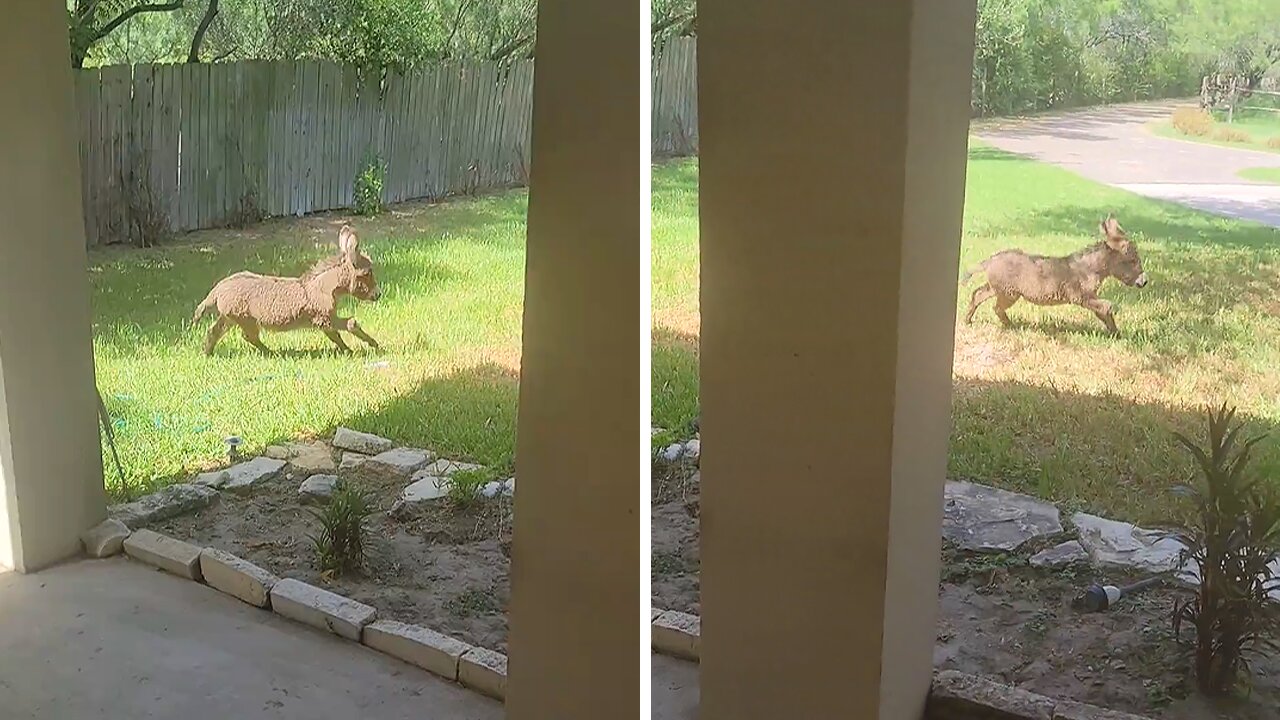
[
  {"xmin": 68, "ymin": 0, "xmax": 186, "ymax": 68},
  {"xmin": 187, "ymin": 0, "xmax": 219, "ymax": 62}
]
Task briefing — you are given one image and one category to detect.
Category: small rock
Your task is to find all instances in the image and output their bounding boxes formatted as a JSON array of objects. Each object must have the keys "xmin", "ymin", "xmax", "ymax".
[
  {"xmin": 81, "ymin": 518, "xmax": 131, "ymax": 558},
  {"xmin": 388, "ymin": 475, "xmax": 450, "ymax": 518},
  {"xmin": 264, "ymin": 445, "xmax": 291, "ymax": 460},
  {"xmin": 287, "ymin": 442, "xmax": 336, "ymax": 473},
  {"xmin": 339, "ymin": 452, "xmax": 368, "ymax": 470},
  {"xmin": 222, "ymin": 457, "xmax": 287, "ymax": 494},
  {"xmin": 1072, "ymin": 513, "xmax": 1185, "ymax": 573},
  {"xmin": 110, "ymin": 483, "xmax": 220, "ymax": 529},
  {"xmin": 502, "ymin": 477, "xmax": 515, "ymax": 496},
  {"xmin": 298, "ymin": 474, "xmax": 339, "ymax": 503},
  {"xmin": 683, "ymin": 439, "xmax": 700, "ymax": 461},
  {"xmin": 1029, "ymin": 540, "xmax": 1089, "ymax": 568},
  {"xmin": 366, "ymin": 448, "xmax": 434, "ymax": 476},
  {"xmin": 332, "ymin": 427, "xmax": 394, "ymax": 455},
  {"xmin": 480, "ymin": 481, "xmax": 502, "ymax": 498},
  {"xmin": 942, "ymin": 481, "xmax": 1063, "ymax": 552},
  {"xmin": 661, "ymin": 443, "xmax": 683, "ymax": 462}
]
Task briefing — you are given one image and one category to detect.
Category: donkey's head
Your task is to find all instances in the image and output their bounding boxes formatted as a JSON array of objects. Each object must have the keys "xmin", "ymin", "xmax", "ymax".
[
  {"xmin": 336, "ymin": 225, "xmax": 381, "ymax": 301},
  {"xmin": 1099, "ymin": 215, "xmax": 1148, "ymax": 288}
]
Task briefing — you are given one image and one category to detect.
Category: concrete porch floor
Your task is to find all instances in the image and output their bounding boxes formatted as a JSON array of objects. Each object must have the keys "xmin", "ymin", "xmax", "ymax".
[
  {"xmin": 0, "ymin": 557, "xmax": 503, "ymax": 719},
  {"xmin": 653, "ymin": 653, "xmax": 699, "ymax": 719}
]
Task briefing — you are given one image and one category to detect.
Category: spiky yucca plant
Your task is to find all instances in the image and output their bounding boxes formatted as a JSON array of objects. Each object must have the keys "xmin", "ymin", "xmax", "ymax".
[
  {"xmin": 1170, "ymin": 404, "xmax": 1280, "ymax": 696},
  {"xmin": 308, "ymin": 481, "xmax": 376, "ymax": 578}
]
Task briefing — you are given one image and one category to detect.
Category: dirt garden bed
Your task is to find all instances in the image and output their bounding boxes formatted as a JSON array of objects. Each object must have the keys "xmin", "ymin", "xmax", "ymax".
[
  {"xmin": 651, "ymin": 462, "xmax": 1280, "ymax": 720},
  {"xmin": 149, "ymin": 435, "xmax": 513, "ymax": 654}
]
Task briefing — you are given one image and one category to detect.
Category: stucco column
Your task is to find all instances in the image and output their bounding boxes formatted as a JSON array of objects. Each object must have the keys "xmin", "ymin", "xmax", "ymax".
[
  {"xmin": 0, "ymin": 1, "xmax": 106, "ymax": 573},
  {"xmin": 697, "ymin": 1, "xmax": 977, "ymax": 718},
  {"xmin": 504, "ymin": 0, "xmax": 638, "ymax": 716}
]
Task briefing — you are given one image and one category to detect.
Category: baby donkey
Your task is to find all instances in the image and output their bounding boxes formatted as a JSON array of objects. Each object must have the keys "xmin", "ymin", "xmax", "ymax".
[
  {"xmin": 962, "ymin": 215, "xmax": 1148, "ymax": 335},
  {"xmin": 193, "ymin": 225, "xmax": 382, "ymax": 355}
]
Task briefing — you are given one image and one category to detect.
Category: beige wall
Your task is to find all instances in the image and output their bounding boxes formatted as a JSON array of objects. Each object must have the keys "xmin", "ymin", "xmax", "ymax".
[
  {"xmin": 0, "ymin": 1, "xmax": 107, "ymax": 573},
  {"xmin": 504, "ymin": 0, "xmax": 639, "ymax": 716},
  {"xmin": 697, "ymin": 1, "xmax": 976, "ymax": 718}
]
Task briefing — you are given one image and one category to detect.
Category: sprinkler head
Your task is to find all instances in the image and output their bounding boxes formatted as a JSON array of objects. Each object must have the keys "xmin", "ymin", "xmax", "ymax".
[
  {"xmin": 225, "ymin": 436, "xmax": 243, "ymax": 462},
  {"xmin": 1074, "ymin": 583, "xmax": 1121, "ymax": 612}
]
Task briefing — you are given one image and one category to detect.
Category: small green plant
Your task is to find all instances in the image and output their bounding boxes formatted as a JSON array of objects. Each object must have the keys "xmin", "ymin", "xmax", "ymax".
[
  {"xmin": 353, "ymin": 153, "xmax": 386, "ymax": 216},
  {"xmin": 445, "ymin": 468, "xmax": 492, "ymax": 508},
  {"xmin": 1170, "ymin": 403, "xmax": 1280, "ymax": 696},
  {"xmin": 308, "ymin": 481, "xmax": 376, "ymax": 577}
]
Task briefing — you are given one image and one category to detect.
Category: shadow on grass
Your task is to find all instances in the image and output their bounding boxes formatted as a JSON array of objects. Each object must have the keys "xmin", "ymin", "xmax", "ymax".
[
  {"xmin": 336, "ymin": 362, "xmax": 520, "ymax": 473},
  {"xmin": 652, "ymin": 328, "xmax": 1280, "ymax": 525}
]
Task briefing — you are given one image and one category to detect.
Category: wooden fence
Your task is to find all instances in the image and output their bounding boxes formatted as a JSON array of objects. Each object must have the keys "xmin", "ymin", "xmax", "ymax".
[
  {"xmin": 73, "ymin": 58, "xmax": 535, "ymax": 246},
  {"xmin": 652, "ymin": 38, "xmax": 698, "ymax": 157}
]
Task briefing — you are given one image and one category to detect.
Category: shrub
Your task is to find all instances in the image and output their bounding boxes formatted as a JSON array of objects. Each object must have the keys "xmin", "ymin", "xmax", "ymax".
[
  {"xmin": 308, "ymin": 481, "xmax": 376, "ymax": 577},
  {"xmin": 353, "ymin": 153, "xmax": 386, "ymax": 216},
  {"xmin": 1170, "ymin": 404, "xmax": 1280, "ymax": 696},
  {"xmin": 1266, "ymin": 137, "xmax": 1280, "ymax": 150},
  {"xmin": 1172, "ymin": 107, "xmax": 1214, "ymax": 137},
  {"xmin": 228, "ymin": 190, "xmax": 264, "ymax": 229},
  {"xmin": 1213, "ymin": 127, "xmax": 1253, "ymax": 144}
]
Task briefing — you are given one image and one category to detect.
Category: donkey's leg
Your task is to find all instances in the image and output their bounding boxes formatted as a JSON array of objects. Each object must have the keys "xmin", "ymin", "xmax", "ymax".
[
  {"xmin": 335, "ymin": 316, "xmax": 380, "ymax": 349},
  {"xmin": 236, "ymin": 319, "xmax": 272, "ymax": 354},
  {"xmin": 964, "ymin": 284, "xmax": 996, "ymax": 324},
  {"xmin": 203, "ymin": 316, "xmax": 231, "ymax": 355},
  {"xmin": 1081, "ymin": 297, "xmax": 1118, "ymax": 335},
  {"xmin": 322, "ymin": 328, "xmax": 353, "ymax": 353},
  {"xmin": 994, "ymin": 294, "xmax": 1018, "ymax": 328}
]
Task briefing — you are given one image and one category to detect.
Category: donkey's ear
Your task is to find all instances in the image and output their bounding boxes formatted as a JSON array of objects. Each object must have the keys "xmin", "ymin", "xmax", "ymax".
[{"xmin": 338, "ymin": 225, "xmax": 359, "ymax": 256}]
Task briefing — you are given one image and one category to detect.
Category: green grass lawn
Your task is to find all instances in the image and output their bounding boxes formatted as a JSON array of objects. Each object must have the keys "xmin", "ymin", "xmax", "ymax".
[
  {"xmin": 1238, "ymin": 166, "xmax": 1280, "ymax": 184},
  {"xmin": 652, "ymin": 146, "xmax": 1280, "ymax": 525},
  {"xmin": 93, "ymin": 191, "xmax": 527, "ymax": 497},
  {"xmin": 1154, "ymin": 108, "xmax": 1280, "ymax": 154}
]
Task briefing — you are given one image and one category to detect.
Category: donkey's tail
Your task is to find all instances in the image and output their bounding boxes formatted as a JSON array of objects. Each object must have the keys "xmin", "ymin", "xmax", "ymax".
[
  {"xmin": 960, "ymin": 258, "xmax": 991, "ymax": 285},
  {"xmin": 191, "ymin": 290, "xmax": 218, "ymax": 326}
]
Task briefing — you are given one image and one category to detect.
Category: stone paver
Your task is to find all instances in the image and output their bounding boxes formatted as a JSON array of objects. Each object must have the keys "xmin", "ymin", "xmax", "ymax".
[
  {"xmin": 123, "ymin": 529, "xmax": 203, "ymax": 580},
  {"xmin": 339, "ymin": 452, "xmax": 367, "ymax": 470},
  {"xmin": 332, "ymin": 427, "xmax": 393, "ymax": 455},
  {"xmin": 389, "ymin": 474, "xmax": 450, "ymax": 518},
  {"xmin": 199, "ymin": 548, "xmax": 278, "ymax": 608},
  {"xmin": 943, "ymin": 481, "xmax": 1063, "ymax": 552},
  {"xmin": 977, "ymin": 101, "xmax": 1280, "ymax": 228},
  {"xmin": 110, "ymin": 483, "xmax": 219, "ymax": 528},
  {"xmin": 1030, "ymin": 540, "xmax": 1089, "ymax": 568},
  {"xmin": 269, "ymin": 578, "xmax": 376, "ymax": 641},
  {"xmin": 365, "ymin": 448, "xmax": 434, "ymax": 476},
  {"xmin": 459, "ymin": 647, "xmax": 508, "ymax": 701},
  {"xmin": 363, "ymin": 620, "xmax": 472, "ymax": 681},
  {"xmin": 1071, "ymin": 513, "xmax": 1185, "ymax": 573},
  {"xmin": 929, "ymin": 670, "xmax": 1055, "ymax": 720},
  {"xmin": 419, "ymin": 459, "xmax": 483, "ymax": 477},
  {"xmin": 298, "ymin": 474, "xmax": 339, "ymax": 503},
  {"xmin": 221, "ymin": 457, "xmax": 287, "ymax": 493},
  {"xmin": 80, "ymin": 518, "xmax": 131, "ymax": 558}
]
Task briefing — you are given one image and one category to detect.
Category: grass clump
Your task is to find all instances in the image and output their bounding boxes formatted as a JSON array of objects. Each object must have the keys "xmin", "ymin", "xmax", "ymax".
[
  {"xmin": 1172, "ymin": 107, "xmax": 1214, "ymax": 137},
  {"xmin": 308, "ymin": 481, "xmax": 376, "ymax": 578},
  {"xmin": 1213, "ymin": 127, "xmax": 1253, "ymax": 144}
]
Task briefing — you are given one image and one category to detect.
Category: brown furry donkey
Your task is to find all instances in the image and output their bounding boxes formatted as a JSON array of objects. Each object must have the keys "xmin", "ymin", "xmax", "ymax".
[
  {"xmin": 192, "ymin": 225, "xmax": 382, "ymax": 355},
  {"xmin": 962, "ymin": 215, "xmax": 1149, "ymax": 335}
]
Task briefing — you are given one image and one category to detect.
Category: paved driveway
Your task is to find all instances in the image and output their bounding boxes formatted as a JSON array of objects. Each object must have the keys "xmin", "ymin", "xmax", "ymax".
[{"xmin": 975, "ymin": 101, "xmax": 1280, "ymax": 227}]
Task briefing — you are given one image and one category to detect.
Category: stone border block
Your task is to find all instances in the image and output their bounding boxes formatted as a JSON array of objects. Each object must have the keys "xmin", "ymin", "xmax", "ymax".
[
  {"xmin": 459, "ymin": 646, "xmax": 507, "ymax": 700},
  {"xmin": 123, "ymin": 529, "xmax": 203, "ymax": 580},
  {"xmin": 199, "ymin": 548, "xmax": 279, "ymax": 608},
  {"xmin": 1054, "ymin": 701, "xmax": 1151, "ymax": 720},
  {"xmin": 653, "ymin": 610, "xmax": 700, "ymax": 661},
  {"xmin": 363, "ymin": 619, "xmax": 473, "ymax": 681},
  {"xmin": 269, "ymin": 578, "xmax": 376, "ymax": 641},
  {"xmin": 81, "ymin": 518, "xmax": 131, "ymax": 558}
]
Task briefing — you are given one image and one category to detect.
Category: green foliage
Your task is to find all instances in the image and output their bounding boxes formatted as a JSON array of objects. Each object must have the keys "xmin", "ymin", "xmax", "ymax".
[
  {"xmin": 445, "ymin": 467, "xmax": 493, "ymax": 508},
  {"xmin": 308, "ymin": 481, "xmax": 377, "ymax": 577},
  {"xmin": 353, "ymin": 153, "xmax": 386, "ymax": 216},
  {"xmin": 1170, "ymin": 404, "xmax": 1280, "ymax": 696}
]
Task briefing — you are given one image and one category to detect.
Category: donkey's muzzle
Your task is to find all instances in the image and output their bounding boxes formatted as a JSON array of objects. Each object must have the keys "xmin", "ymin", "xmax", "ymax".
[{"xmin": 1134, "ymin": 273, "xmax": 1149, "ymax": 288}]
